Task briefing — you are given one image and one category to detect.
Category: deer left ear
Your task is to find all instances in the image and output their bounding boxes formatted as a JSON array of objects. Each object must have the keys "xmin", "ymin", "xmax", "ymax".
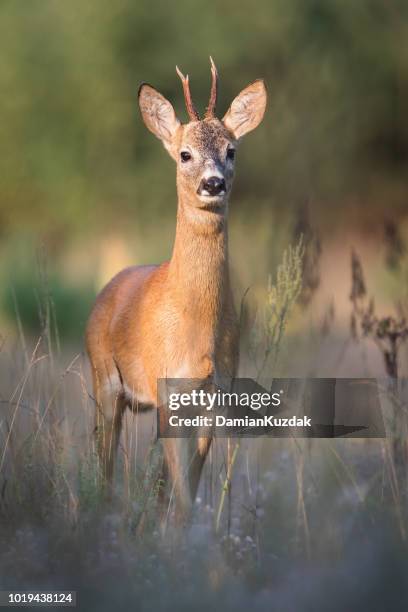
[{"xmin": 223, "ymin": 79, "xmax": 267, "ymax": 140}]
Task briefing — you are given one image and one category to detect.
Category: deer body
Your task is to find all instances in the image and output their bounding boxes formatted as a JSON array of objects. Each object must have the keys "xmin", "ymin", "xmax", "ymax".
[{"xmin": 86, "ymin": 60, "xmax": 267, "ymax": 521}]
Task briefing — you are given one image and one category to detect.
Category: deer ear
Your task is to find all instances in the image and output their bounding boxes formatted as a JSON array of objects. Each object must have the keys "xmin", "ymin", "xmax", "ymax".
[
  {"xmin": 138, "ymin": 83, "xmax": 181, "ymax": 155},
  {"xmin": 223, "ymin": 79, "xmax": 267, "ymax": 140}
]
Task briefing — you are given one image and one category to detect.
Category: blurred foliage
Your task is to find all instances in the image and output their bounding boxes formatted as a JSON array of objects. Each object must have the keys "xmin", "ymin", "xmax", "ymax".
[
  {"xmin": 2, "ymin": 269, "xmax": 95, "ymax": 341},
  {"xmin": 1, "ymin": 0, "xmax": 408, "ymax": 337},
  {"xmin": 1, "ymin": 0, "xmax": 408, "ymax": 245}
]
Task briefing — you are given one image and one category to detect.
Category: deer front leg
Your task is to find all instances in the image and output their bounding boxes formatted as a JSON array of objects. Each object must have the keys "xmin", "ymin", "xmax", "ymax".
[
  {"xmin": 188, "ymin": 436, "xmax": 212, "ymax": 502},
  {"xmin": 158, "ymin": 435, "xmax": 212, "ymax": 529},
  {"xmin": 156, "ymin": 376, "xmax": 215, "ymax": 527},
  {"xmin": 159, "ymin": 437, "xmax": 194, "ymax": 527}
]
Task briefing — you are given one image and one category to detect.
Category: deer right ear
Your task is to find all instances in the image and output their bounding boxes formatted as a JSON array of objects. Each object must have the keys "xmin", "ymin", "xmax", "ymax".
[{"xmin": 138, "ymin": 83, "xmax": 181, "ymax": 157}]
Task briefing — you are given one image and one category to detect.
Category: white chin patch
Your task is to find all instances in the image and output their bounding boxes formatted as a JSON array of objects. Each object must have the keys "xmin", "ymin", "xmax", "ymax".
[{"xmin": 197, "ymin": 192, "xmax": 226, "ymax": 204}]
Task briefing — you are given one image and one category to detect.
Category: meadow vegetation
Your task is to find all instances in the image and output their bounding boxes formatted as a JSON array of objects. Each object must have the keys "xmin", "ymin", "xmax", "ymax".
[{"xmin": 1, "ymin": 240, "xmax": 408, "ymax": 610}]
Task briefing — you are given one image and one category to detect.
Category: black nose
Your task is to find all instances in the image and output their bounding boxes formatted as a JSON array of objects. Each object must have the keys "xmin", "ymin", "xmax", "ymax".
[{"xmin": 199, "ymin": 176, "xmax": 226, "ymax": 196}]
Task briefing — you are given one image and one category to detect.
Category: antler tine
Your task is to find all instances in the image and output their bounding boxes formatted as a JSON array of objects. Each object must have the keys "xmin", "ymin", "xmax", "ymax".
[
  {"xmin": 205, "ymin": 56, "xmax": 218, "ymax": 119},
  {"xmin": 176, "ymin": 65, "xmax": 200, "ymax": 122}
]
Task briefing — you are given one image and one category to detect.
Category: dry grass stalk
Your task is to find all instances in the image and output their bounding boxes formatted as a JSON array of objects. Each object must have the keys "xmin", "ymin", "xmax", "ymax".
[{"xmin": 350, "ymin": 249, "xmax": 408, "ymax": 475}]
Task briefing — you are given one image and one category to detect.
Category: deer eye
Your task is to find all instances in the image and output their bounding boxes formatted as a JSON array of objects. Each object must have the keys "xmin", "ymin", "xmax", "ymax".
[
  {"xmin": 180, "ymin": 151, "xmax": 192, "ymax": 163},
  {"xmin": 227, "ymin": 148, "xmax": 235, "ymax": 161}
]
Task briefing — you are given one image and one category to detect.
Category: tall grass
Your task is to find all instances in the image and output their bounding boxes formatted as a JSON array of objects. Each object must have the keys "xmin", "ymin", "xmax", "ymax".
[{"xmin": 1, "ymin": 250, "xmax": 408, "ymax": 610}]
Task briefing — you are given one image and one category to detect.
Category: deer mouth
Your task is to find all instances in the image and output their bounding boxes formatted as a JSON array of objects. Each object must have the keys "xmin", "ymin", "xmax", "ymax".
[
  {"xmin": 197, "ymin": 190, "xmax": 226, "ymax": 199},
  {"xmin": 196, "ymin": 194, "xmax": 227, "ymax": 213},
  {"xmin": 196, "ymin": 189, "xmax": 227, "ymax": 208}
]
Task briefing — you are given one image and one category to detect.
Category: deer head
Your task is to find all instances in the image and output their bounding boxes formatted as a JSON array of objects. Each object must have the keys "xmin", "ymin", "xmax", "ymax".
[{"xmin": 138, "ymin": 59, "xmax": 267, "ymax": 222}]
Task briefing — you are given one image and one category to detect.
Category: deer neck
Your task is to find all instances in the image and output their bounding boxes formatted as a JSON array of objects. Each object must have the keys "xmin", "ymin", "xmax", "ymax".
[{"xmin": 168, "ymin": 193, "xmax": 230, "ymax": 321}]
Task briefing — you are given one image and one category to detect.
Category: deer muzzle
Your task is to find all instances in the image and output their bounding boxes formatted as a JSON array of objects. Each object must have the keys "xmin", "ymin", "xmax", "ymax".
[{"xmin": 197, "ymin": 176, "xmax": 226, "ymax": 198}]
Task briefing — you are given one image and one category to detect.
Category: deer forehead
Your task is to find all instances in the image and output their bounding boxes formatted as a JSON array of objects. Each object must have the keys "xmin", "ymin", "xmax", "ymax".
[{"xmin": 180, "ymin": 120, "xmax": 233, "ymax": 157}]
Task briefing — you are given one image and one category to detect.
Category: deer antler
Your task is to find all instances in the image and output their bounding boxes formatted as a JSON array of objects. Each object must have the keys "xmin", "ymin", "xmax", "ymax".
[
  {"xmin": 205, "ymin": 56, "xmax": 218, "ymax": 119},
  {"xmin": 176, "ymin": 66, "xmax": 200, "ymax": 122}
]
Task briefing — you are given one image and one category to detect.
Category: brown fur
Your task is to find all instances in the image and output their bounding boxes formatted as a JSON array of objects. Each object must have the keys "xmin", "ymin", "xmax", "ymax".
[{"xmin": 86, "ymin": 62, "xmax": 267, "ymax": 523}]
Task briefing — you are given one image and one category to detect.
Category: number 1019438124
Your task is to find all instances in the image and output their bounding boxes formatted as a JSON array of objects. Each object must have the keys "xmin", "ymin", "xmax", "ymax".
[{"xmin": 0, "ymin": 591, "xmax": 76, "ymax": 607}]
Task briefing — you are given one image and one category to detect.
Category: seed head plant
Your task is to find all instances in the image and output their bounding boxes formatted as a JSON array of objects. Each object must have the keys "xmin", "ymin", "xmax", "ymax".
[
  {"xmin": 350, "ymin": 249, "xmax": 408, "ymax": 472},
  {"xmin": 253, "ymin": 237, "xmax": 304, "ymax": 378}
]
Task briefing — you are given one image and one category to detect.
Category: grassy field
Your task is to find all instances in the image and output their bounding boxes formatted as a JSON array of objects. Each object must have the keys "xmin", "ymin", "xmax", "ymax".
[{"xmin": 1, "ymin": 278, "xmax": 408, "ymax": 610}]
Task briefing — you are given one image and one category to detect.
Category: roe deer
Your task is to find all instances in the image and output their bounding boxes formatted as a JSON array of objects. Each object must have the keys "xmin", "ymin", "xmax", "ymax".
[{"xmin": 86, "ymin": 58, "xmax": 267, "ymax": 522}]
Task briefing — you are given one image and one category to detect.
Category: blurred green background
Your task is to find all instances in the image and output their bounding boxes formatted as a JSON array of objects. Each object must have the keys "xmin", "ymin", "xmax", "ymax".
[{"xmin": 1, "ymin": 0, "xmax": 408, "ymax": 340}]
